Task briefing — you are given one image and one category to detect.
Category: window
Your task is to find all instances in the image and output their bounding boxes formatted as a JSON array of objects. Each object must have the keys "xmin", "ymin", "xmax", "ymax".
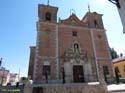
[
  {"xmin": 43, "ymin": 65, "xmax": 50, "ymax": 76},
  {"xmin": 72, "ymin": 31, "xmax": 77, "ymax": 37},
  {"xmin": 103, "ymin": 66, "xmax": 109, "ymax": 75},
  {"xmin": 45, "ymin": 12, "xmax": 51, "ymax": 21}
]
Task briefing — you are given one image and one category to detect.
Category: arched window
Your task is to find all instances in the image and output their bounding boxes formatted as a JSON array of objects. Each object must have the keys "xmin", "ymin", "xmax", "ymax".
[{"xmin": 45, "ymin": 12, "xmax": 51, "ymax": 21}]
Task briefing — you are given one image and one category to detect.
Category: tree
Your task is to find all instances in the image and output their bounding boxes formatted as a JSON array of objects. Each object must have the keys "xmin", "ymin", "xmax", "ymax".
[
  {"xmin": 115, "ymin": 67, "xmax": 120, "ymax": 84},
  {"xmin": 110, "ymin": 48, "xmax": 118, "ymax": 59}
]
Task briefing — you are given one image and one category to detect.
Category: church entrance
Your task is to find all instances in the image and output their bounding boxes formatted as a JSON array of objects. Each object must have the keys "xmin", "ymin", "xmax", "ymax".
[{"xmin": 73, "ymin": 65, "xmax": 84, "ymax": 83}]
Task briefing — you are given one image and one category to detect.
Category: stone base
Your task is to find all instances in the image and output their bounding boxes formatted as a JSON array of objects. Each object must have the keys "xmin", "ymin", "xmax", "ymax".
[{"xmin": 33, "ymin": 83, "xmax": 108, "ymax": 93}]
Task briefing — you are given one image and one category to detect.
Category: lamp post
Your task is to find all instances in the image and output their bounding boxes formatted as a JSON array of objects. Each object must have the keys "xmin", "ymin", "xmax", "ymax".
[
  {"xmin": 1, "ymin": 67, "xmax": 5, "ymax": 86},
  {"xmin": 109, "ymin": 0, "xmax": 125, "ymax": 34},
  {"xmin": 108, "ymin": 0, "xmax": 121, "ymax": 8}
]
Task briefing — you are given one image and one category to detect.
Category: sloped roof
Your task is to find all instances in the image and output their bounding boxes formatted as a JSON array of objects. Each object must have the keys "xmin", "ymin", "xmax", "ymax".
[
  {"xmin": 113, "ymin": 56, "xmax": 125, "ymax": 63},
  {"xmin": 59, "ymin": 14, "xmax": 87, "ymax": 27}
]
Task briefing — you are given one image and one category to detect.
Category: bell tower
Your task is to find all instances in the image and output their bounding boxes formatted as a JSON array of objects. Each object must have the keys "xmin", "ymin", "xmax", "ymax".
[
  {"xmin": 33, "ymin": 4, "xmax": 58, "ymax": 82},
  {"xmin": 87, "ymin": 12, "xmax": 104, "ymax": 29},
  {"xmin": 87, "ymin": 12, "xmax": 114, "ymax": 82},
  {"xmin": 38, "ymin": 4, "xmax": 58, "ymax": 23}
]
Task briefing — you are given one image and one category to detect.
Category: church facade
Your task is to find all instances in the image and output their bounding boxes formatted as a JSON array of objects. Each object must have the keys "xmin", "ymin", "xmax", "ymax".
[{"xmin": 28, "ymin": 3, "xmax": 114, "ymax": 87}]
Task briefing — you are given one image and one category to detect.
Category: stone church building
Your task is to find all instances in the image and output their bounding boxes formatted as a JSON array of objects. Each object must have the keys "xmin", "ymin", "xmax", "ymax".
[{"xmin": 28, "ymin": 3, "xmax": 114, "ymax": 93}]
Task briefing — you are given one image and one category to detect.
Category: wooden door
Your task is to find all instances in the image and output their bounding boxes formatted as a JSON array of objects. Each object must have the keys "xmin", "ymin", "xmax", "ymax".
[{"xmin": 73, "ymin": 65, "xmax": 84, "ymax": 83}]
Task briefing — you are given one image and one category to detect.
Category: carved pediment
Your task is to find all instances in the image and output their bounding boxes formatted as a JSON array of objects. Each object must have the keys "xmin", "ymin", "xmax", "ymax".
[
  {"xmin": 59, "ymin": 14, "xmax": 87, "ymax": 27},
  {"xmin": 61, "ymin": 42, "xmax": 88, "ymax": 63}
]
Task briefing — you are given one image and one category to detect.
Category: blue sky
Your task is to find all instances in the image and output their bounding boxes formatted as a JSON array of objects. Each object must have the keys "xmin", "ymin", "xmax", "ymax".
[{"xmin": 0, "ymin": 0, "xmax": 125, "ymax": 77}]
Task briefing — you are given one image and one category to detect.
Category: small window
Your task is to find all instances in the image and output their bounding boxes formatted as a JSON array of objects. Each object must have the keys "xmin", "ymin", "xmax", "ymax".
[
  {"xmin": 72, "ymin": 31, "xmax": 77, "ymax": 37},
  {"xmin": 45, "ymin": 12, "xmax": 51, "ymax": 21},
  {"xmin": 103, "ymin": 66, "xmax": 109, "ymax": 75}
]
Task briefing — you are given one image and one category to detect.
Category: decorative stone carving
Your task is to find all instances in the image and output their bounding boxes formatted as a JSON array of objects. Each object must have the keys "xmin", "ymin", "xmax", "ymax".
[
  {"xmin": 62, "ymin": 42, "xmax": 93, "ymax": 83},
  {"xmin": 63, "ymin": 43, "xmax": 88, "ymax": 64}
]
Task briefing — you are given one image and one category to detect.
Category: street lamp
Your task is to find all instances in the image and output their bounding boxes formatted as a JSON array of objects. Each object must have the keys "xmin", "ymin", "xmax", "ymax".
[
  {"xmin": 108, "ymin": 0, "xmax": 121, "ymax": 8},
  {"xmin": 108, "ymin": 0, "xmax": 125, "ymax": 34}
]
